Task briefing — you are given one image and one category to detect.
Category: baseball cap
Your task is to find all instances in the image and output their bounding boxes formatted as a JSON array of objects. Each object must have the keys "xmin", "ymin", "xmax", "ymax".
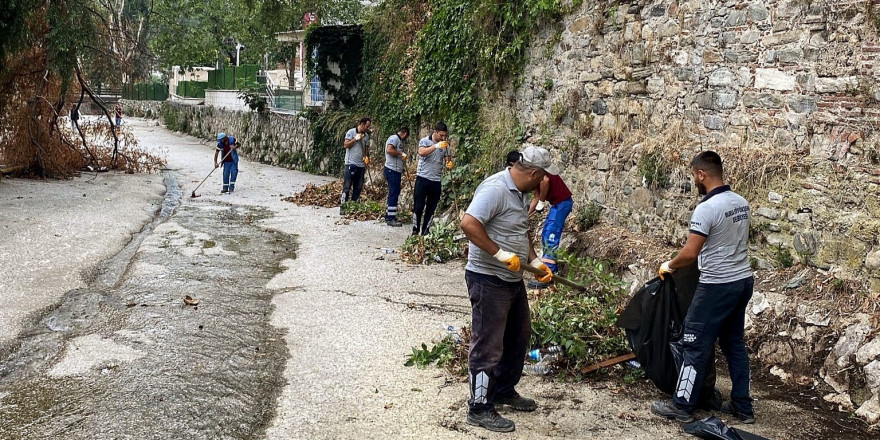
[
  {"xmin": 217, "ymin": 132, "xmax": 227, "ymax": 141},
  {"xmin": 520, "ymin": 146, "xmax": 560, "ymax": 175}
]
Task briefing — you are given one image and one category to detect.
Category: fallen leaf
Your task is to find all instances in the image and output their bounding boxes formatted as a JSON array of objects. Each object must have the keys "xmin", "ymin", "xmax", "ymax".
[
  {"xmin": 184, "ymin": 295, "xmax": 199, "ymax": 306},
  {"xmin": 384, "ymin": 403, "xmax": 393, "ymax": 409}
]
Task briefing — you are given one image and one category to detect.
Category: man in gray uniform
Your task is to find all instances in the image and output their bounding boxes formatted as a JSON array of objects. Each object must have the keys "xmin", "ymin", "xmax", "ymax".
[
  {"xmin": 384, "ymin": 127, "xmax": 410, "ymax": 226},
  {"xmin": 340, "ymin": 117, "xmax": 372, "ymax": 214},
  {"xmin": 460, "ymin": 146, "xmax": 556, "ymax": 432},
  {"xmin": 412, "ymin": 121, "xmax": 452, "ymax": 235},
  {"xmin": 651, "ymin": 151, "xmax": 755, "ymax": 424}
]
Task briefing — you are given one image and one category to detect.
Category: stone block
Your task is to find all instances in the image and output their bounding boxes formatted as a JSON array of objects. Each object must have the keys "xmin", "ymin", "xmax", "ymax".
[
  {"xmin": 857, "ymin": 338, "xmax": 880, "ymax": 365},
  {"xmin": 816, "ymin": 76, "xmax": 858, "ymax": 93},
  {"xmin": 740, "ymin": 30, "xmax": 760, "ymax": 44},
  {"xmin": 776, "ymin": 49, "xmax": 802, "ymax": 64},
  {"xmin": 703, "ymin": 115, "xmax": 726, "ymax": 130},
  {"xmin": 579, "ymin": 71, "xmax": 602, "ymax": 82},
  {"xmin": 749, "ymin": 3, "xmax": 770, "ymax": 21},
  {"xmin": 630, "ymin": 187, "xmax": 654, "ymax": 211},
  {"xmin": 569, "ymin": 16, "xmax": 592, "ymax": 34},
  {"xmin": 755, "ymin": 69, "xmax": 796, "ymax": 91},
  {"xmin": 855, "ymin": 395, "xmax": 880, "ymax": 424},
  {"xmin": 626, "ymin": 81, "xmax": 648, "ymax": 95},
  {"xmin": 743, "ymin": 92, "xmax": 784, "ymax": 109},
  {"xmin": 789, "ymin": 96, "xmax": 817, "ymax": 113},
  {"xmin": 716, "ymin": 92, "xmax": 737, "ymax": 109},
  {"xmin": 675, "ymin": 67, "xmax": 700, "ymax": 82},
  {"xmin": 729, "ymin": 112, "xmax": 750, "ymax": 126},
  {"xmin": 597, "ymin": 153, "xmax": 610, "ymax": 171},
  {"xmin": 726, "ymin": 10, "xmax": 747, "ymax": 27},
  {"xmin": 708, "ymin": 68, "xmax": 734, "ymax": 86},
  {"xmin": 591, "ymin": 99, "xmax": 608, "ymax": 115},
  {"xmin": 866, "ymin": 250, "xmax": 880, "ymax": 270},
  {"xmin": 647, "ymin": 77, "xmax": 665, "ymax": 95},
  {"xmin": 763, "ymin": 30, "xmax": 803, "ymax": 46},
  {"xmin": 757, "ymin": 207, "xmax": 780, "ymax": 220},
  {"xmin": 724, "ymin": 51, "xmax": 758, "ymax": 63},
  {"xmin": 833, "ymin": 320, "xmax": 873, "ymax": 366}
]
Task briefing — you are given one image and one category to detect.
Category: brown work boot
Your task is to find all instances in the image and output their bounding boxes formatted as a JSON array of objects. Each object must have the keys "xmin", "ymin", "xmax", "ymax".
[
  {"xmin": 495, "ymin": 391, "xmax": 537, "ymax": 411},
  {"xmin": 466, "ymin": 408, "xmax": 515, "ymax": 432}
]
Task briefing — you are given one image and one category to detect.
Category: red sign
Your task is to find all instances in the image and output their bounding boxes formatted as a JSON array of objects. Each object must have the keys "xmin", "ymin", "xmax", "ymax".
[{"xmin": 303, "ymin": 12, "xmax": 317, "ymax": 28}]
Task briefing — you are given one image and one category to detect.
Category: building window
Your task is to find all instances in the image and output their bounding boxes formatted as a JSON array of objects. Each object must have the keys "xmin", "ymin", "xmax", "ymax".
[{"xmin": 310, "ymin": 75, "xmax": 325, "ymax": 103}]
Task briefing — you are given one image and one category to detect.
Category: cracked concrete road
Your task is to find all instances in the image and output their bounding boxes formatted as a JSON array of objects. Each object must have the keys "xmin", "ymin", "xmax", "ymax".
[{"xmin": 0, "ymin": 118, "xmax": 872, "ymax": 440}]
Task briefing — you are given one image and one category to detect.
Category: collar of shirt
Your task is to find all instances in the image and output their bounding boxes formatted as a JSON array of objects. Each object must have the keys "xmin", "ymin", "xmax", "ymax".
[
  {"xmin": 700, "ymin": 184, "xmax": 731, "ymax": 203},
  {"xmin": 501, "ymin": 169, "xmax": 523, "ymax": 201}
]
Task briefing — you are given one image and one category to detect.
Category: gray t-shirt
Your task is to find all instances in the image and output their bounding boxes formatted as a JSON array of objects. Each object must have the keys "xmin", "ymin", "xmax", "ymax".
[
  {"xmin": 385, "ymin": 134, "xmax": 404, "ymax": 173},
  {"xmin": 344, "ymin": 128, "xmax": 369, "ymax": 167},
  {"xmin": 416, "ymin": 135, "xmax": 447, "ymax": 182},
  {"xmin": 465, "ymin": 170, "xmax": 531, "ymax": 282},
  {"xmin": 689, "ymin": 185, "xmax": 752, "ymax": 284}
]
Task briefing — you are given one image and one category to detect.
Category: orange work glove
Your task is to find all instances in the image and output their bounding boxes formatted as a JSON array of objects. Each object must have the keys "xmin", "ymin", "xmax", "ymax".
[
  {"xmin": 446, "ymin": 160, "xmax": 454, "ymax": 170},
  {"xmin": 530, "ymin": 258, "xmax": 553, "ymax": 283},
  {"xmin": 658, "ymin": 261, "xmax": 674, "ymax": 280},
  {"xmin": 435, "ymin": 141, "xmax": 448, "ymax": 150},
  {"xmin": 493, "ymin": 249, "xmax": 521, "ymax": 272},
  {"xmin": 363, "ymin": 157, "xmax": 370, "ymax": 165}
]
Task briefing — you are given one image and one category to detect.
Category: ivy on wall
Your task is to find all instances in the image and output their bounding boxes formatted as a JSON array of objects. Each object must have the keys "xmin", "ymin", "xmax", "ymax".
[{"xmin": 305, "ymin": 25, "xmax": 364, "ymax": 109}]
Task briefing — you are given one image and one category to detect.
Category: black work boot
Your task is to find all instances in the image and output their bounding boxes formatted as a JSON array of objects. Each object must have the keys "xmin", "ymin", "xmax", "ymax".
[
  {"xmin": 466, "ymin": 409, "xmax": 515, "ymax": 432},
  {"xmin": 495, "ymin": 391, "xmax": 537, "ymax": 411},
  {"xmin": 651, "ymin": 399, "xmax": 694, "ymax": 423},
  {"xmin": 721, "ymin": 400, "xmax": 755, "ymax": 424}
]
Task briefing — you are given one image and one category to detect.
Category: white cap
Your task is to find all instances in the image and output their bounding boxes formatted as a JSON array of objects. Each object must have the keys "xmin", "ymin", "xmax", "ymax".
[{"xmin": 520, "ymin": 146, "xmax": 560, "ymax": 175}]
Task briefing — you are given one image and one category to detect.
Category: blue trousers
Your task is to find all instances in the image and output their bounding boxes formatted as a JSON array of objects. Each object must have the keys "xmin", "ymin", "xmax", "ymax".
[
  {"xmin": 465, "ymin": 270, "xmax": 531, "ymax": 412},
  {"xmin": 341, "ymin": 165, "xmax": 365, "ymax": 203},
  {"xmin": 384, "ymin": 167, "xmax": 402, "ymax": 221},
  {"xmin": 540, "ymin": 198, "xmax": 573, "ymax": 272},
  {"xmin": 222, "ymin": 161, "xmax": 238, "ymax": 191},
  {"xmin": 673, "ymin": 277, "xmax": 754, "ymax": 414}
]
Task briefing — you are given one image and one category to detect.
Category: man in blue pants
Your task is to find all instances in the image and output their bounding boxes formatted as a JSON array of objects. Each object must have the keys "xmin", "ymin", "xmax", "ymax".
[
  {"xmin": 384, "ymin": 127, "xmax": 410, "ymax": 227},
  {"xmin": 651, "ymin": 151, "xmax": 755, "ymax": 424},
  {"xmin": 214, "ymin": 132, "xmax": 239, "ymax": 194},
  {"xmin": 527, "ymin": 172, "xmax": 573, "ymax": 288}
]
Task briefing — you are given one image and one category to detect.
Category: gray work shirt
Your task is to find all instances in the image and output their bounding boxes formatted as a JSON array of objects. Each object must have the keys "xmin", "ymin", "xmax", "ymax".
[
  {"xmin": 416, "ymin": 135, "xmax": 447, "ymax": 182},
  {"xmin": 385, "ymin": 134, "xmax": 404, "ymax": 173},
  {"xmin": 465, "ymin": 170, "xmax": 530, "ymax": 282},
  {"xmin": 344, "ymin": 128, "xmax": 369, "ymax": 167},
  {"xmin": 689, "ymin": 185, "xmax": 752, "ymax": 284}
]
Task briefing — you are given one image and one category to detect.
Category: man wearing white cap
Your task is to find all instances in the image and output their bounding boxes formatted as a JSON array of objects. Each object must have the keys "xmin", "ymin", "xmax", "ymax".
[{"xmin": 459, "ymin": 146, "xmax": 557, "ymax": 432}]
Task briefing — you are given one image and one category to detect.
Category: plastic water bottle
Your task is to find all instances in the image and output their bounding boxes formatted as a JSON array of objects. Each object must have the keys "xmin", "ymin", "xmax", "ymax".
[
  {"xmin": 381, "ymin": 247, "xmax": 396, "ymax": 253},
  {"xmin": 626, "ymin": 360, "xmax": 642, "ymax": 369},
  {"xmin": 526, "ymin": 346, "xmax": 563, "ymax": 361},
  {"xmin": 442, "ymin": 323, "xmax": 462, "ymax": 344},
  {"xmin": 522, "ymin": 362, "xmax": 552, "ymax": 375}
]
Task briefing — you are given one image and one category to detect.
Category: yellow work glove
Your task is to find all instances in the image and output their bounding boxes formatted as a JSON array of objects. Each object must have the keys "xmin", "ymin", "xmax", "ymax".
[
  {"xmin": 435, "ymin": 141, "xmax": 448, "ymax": 150},
  {"xmin": 355, "ymin": 133, "xmax": 364, "ymax": 141},
  {"xmin": 530, "ymin": 258, "xmax": 553, "ymax": 283},
  {"xmin": 535, "ymin": 200, "xmax": 546, "ymax": 212},
  {"xmin": 401, "ymin": 153, "xmax": 407, "ymax": 161},
  {"xmin": 659, "ymin": 261, "xmax": 674, "ymax": 280},
  {"xmin": 446, "ymin": 160, "xmax": 454, "ymax": 170},
  {"xmin": 363, "ymin": 157, "xmax": 370, "ymax": 165},
  {"xmin": 493, "ymin": 249, "xmax": 521, "ymax": 272}
]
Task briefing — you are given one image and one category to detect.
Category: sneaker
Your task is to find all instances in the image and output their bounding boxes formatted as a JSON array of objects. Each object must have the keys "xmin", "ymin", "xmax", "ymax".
[
  {"xmin": 466, "ymin": 409, "xmax": 515, "ymax": 432},
  {"xmin": 720, "ymin": 400, "xmax": 755, "ymax": 424},
  {"xmin": 495, "ymin": 392, "xmax": 537, "ymax": 411},
  {"xmin": 527, "ymin": 280, "xmax": 552, "ymax": 289},
  {"xmin": 386, "ymin": 219, "xmax": 403, "ymax": 227},
  {"xmin": 651, "ymin": 399, "xmax": 694, "ymax": 423},
  {"xmin": 220, "ymin": 189, "xmax": 229, "ymax": 194}
]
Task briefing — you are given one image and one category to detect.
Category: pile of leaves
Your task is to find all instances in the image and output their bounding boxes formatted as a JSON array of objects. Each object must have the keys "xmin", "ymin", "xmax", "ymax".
[
  {"xmin": 400, "ymin": 217, "xmax": 463, "ymax": 264},
  {"xmin": 282, "ymin": 179, "xmax": 412, "ymax": 222}
]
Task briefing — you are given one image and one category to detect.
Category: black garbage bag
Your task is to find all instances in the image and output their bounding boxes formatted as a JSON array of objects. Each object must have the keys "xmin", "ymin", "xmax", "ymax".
[
  {"xmin": 616, "ymin": 275, "xmax": 683, "ymax": 394},
  {"xmin": 683, "ymin": 416, "xmax": 771, "ymax": 440},
  {"xmin": 616, "ymin": 264, "xmax": 721, "ymax": 408},
  {"xmin": 683, "ymin": 416, "xmax": 744, "ymax": 440}
]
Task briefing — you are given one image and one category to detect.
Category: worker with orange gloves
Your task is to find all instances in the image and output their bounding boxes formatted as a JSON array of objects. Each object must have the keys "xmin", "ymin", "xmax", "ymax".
[
  {"xmin": 411, "ymin": 121, "xmax": 453, "ymax": 235},
  {"xmin": 459, "ymin": 146, "xmax": 558, "ymax": 433},
  {"xmin": 340, "ymin": 117, "xmax": 372, "ymax": 214}
]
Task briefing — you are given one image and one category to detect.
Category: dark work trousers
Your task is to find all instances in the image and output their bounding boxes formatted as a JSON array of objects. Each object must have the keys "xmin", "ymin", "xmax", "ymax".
[
  {"xmin": 412, "ymin": 176, "xmax": 441, "ymax": 235},
  {"xmin": 341, "ymin": 165, "xmax": 366, "ymax": 204},
  {"xmin": 384, "ymin": 167, "xmax": 402, "ymax": 221},
  {"xmin": 673, "ymin": 276, "xmax": 755, "ymax": 414},
  {"xmin": 465, "ymin": 270, "xmax": 531, "ymax": 413}
]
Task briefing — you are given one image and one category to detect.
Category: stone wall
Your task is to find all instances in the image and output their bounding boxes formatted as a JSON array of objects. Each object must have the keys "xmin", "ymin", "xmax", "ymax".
[
  {"xmin": 135, "ymin": 102, "xmax": 329, "ymax": 174},
  {"xmin": 515, "ymin": 0, "xmax": 880, "ymax": 424}
]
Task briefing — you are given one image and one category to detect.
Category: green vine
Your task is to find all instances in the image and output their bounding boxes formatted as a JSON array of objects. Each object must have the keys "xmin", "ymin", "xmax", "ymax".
[{"xmin": 304, "ymin": 25, "xmax": 364, "ymax": 109}]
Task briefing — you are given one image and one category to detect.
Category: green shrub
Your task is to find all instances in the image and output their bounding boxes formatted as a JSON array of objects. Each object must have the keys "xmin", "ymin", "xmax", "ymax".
[
  {"xmin": 576, "ymin": 201, "xmax": 604, "ymax": 230},
  {"xmin": 638, "ymin": 151, "xmax": 671, "ymax": 189},
  {"xmin": 530, "ymin": 250, "xmax": 629, "ymax": 370},
  {"xmin": 774, "ymin": 244, "xmax": 793, "ymax": 268},
  {"xmin": 400, "ymin": 217, "xmax": 460, "ymax": 264}
]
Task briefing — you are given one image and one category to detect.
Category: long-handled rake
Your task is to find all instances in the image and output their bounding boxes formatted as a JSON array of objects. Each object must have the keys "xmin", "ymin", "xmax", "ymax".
[{"xmin": 191, "ymin": 150, "xmax": 232, "ymax": 198}]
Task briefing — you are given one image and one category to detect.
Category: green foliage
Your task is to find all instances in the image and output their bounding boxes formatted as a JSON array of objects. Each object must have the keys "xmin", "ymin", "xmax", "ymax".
[
  {"xmin": 623, "ymin": 366, "xmax": 646, "ymax": 385},
  {"xmin": 774, "ymin": 244, "xmax": 794, "ymax": 268},
  {"xmin": 304, "ymin": 109, "xmax": 353, "ymax": 174},
  {"xmin": 530, "ymin": 250, "xmax": 629, "ymax": 370},
  {"xmin": 341, "ymin": 199, "xmax": 384, "ymax": 217},
  {"xmin": 638, "ymin": 150, "xmax": 671, "ymax": 189},
  {"xmin": 404, "ymin": 335, "xmax": 457, "ymax": 369},
  {"xmin": 576, "ymin": 201, "xmax": 604, "ymax": 230},
  {"xmin": 305, "ymin": 25, "xmax": 364, "ymax": 108},
  {"xmin": 237, "ymin": 79, "xmax": 269, "ymax": 114},
  {"xmin": 400, "ymin": 217, "xmax": 461, "ymax": 264}
]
